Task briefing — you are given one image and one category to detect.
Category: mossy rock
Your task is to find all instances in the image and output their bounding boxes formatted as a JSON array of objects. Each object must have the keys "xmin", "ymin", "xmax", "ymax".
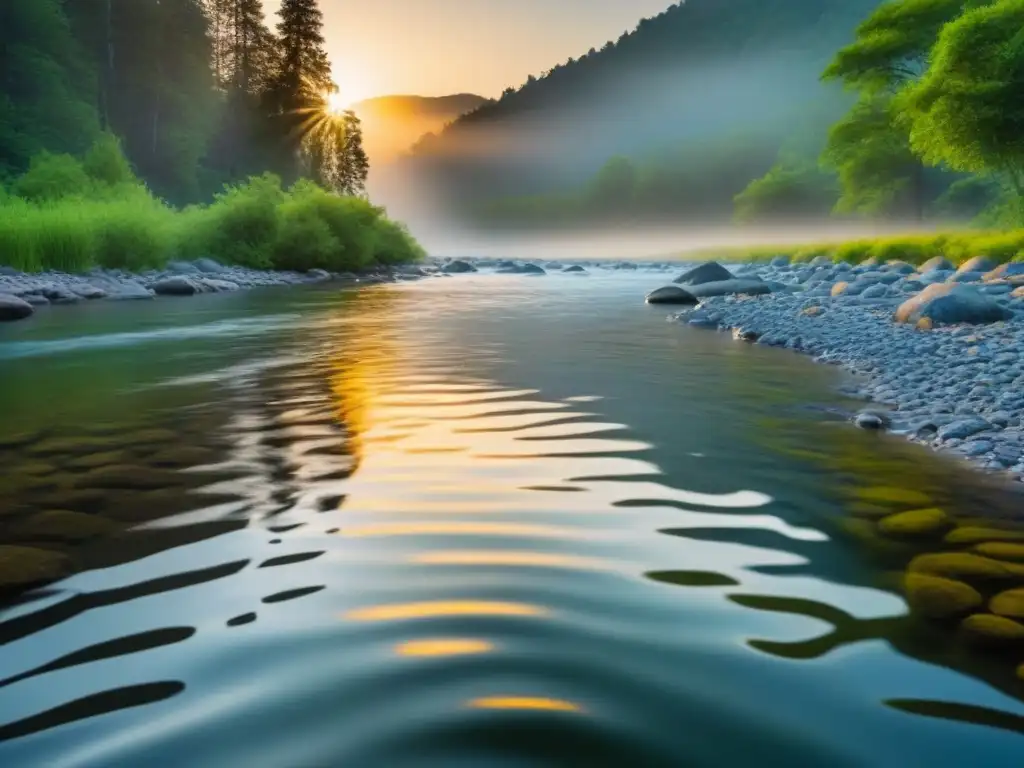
[
  {"xmin": 848, "ymin": 502, "xmax": 896, "ymax": 520},
  {"xmin": 11, "ymin": 461, "xmax": 59, "ymax": 476},
  {"xmin": 837, "ymin": 518, "xmax": 915, "ymax": 558},
  {"xmin": 14, "ymin": 510, "xmax": 116, "ymax": 542},
  {"xmin": 76, "ymin": 465, "xmax": 185, "ymax": 491},
  {"xmin": 0, "ymin": 474, "xmax": 61, "ymax": 499},
  {"xmin": 878, "ymin": 508, "xmax": 950, "ymax": 539},
  {"xmin": 27, "ymin": 435, "xmax": 123, "ymax": 456},
  {"xmin": 0, "ymin": 430, "xmax": 44, "ymax": 450},
  {"xmin": 904, "ymin": 573, "xmax": 983, "ymax": 619},
  {"xmin": 960, "ymin": 613, "xmax": 1024, "ymax": 647},
  {"xmin": 945, "ymin": 526, "xmax": 1024, "ymax": 545},
  {"xmin": 990, "ymin": 588, "xmax": 1024, "ymax": 620},
  {"xmin": 855, "ymin": 486, "xmax": 933, "ymax": 510},
  {"xmin": 148, "ymin": 446, "xmax": 218, "ymax": 469},
  {"xmin": 66, "ymin": 450, "xmax": 132, "ymax": 471},
  {"xmin": 0, "ymin": 545, "xmax": 72, "ymax": 588},
  {"xmin": 33, "ymin": 487, "xmax": 108, "ymax": 514},
  {"xmin": 908, "ymin": 552, "xmax": 1024, "ymax": 583},
  {"xmin": 975, "ymin": 542, "xmax": 1024, "ymax": 563},
  {"xmin": 121, "ymin": 428, "xmax": 178, "ymax": 447},
  {"xmin": 100, "ymin": 489, "xmax": 240, "ymax": 523}
]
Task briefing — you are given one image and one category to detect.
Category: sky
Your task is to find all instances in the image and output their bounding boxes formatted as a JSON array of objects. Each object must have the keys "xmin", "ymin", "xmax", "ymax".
[{"xmin": 263, "ymin": 0, "xmax": 676, "ymax": 104}]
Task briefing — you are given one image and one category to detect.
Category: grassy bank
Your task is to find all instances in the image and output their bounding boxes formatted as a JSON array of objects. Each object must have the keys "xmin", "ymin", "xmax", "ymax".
[
  {"xmin": 0, "ymin": 139, "xmax": 424, "ymax": 274},
  {"xmin": 684, "ymin": 230, "xmax": 1024, "ymax": 268}
]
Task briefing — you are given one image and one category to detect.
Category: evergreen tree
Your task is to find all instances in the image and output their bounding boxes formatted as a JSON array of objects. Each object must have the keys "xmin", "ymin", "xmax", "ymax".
[
  {"xmin": 0, "ymin": 0, "xmax": 100, "ymax": 175},
  {"xmin": 272, "ymin": 0, "xmax": 333, "ymax": 114}
]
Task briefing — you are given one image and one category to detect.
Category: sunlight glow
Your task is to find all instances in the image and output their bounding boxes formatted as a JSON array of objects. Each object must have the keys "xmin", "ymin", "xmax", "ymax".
[
  {"xmin": 468, "ymin": 697, "xmax": 584, "ymax": 713},
  {"xmin": 326, "ymin": 90, "xmax": 351, "ymax": 116},
  {"xmin": 344, "ymin": 600, "xmax": 550, "ymax": 622},
  {"xmin": 395, "ymin": 638, "xmax": 495, "ymax": 657}
]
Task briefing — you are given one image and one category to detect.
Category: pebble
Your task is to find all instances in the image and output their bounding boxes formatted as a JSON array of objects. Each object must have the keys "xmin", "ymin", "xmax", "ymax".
[{"xmin": 667, "ymin": 257, "xmax": 1024, "ymax": 482}]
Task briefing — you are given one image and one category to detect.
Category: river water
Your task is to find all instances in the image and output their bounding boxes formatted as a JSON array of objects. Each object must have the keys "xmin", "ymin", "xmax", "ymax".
[{"xmin": 1, "ymin": 270, "xmax": 1023, "ymax": 766}]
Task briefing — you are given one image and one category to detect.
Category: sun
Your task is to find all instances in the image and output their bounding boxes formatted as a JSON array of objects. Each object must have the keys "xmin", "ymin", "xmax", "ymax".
[{"xmin": 326, "ymin": 90, "xmax": 351, "ymax": 116}]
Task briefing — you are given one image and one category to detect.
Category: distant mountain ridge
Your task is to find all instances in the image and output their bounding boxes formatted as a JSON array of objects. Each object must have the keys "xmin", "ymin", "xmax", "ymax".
[
  {"xmin": 351, "ymin": 93, "xmax": 490, "ymax": 167},
  {"xmin": 386, "ymin": 0, "xmax": 884, "ymax": 226}
]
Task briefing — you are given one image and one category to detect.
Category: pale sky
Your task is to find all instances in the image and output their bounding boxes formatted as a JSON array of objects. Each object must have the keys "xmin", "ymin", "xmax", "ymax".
[{"xmin": 263, "ymin": 0, "xmax": 675, "ymax": 104}]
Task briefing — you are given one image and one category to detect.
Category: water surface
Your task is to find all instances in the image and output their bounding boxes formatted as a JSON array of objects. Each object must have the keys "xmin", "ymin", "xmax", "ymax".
[{"xmin": 2, "ymin": 271, "xmax": 1023, "ymax": 767}]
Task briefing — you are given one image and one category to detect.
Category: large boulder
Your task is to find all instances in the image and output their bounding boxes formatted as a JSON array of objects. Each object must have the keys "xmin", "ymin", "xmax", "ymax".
[
  {"xmin": 150, "ymin": 276, "xmax": 201, "ymax": 296},
  {"xmin": 645, "ymin": 285, "xmax": 698, "ymax": 305},
  {"xmin": 956, "ymin": 256, "xmax": 998, "ymax": 275},
  {"xmin": 519, "ymin": 263, "xmax": 546, "ymax": 275},
  {"xmin": 673, "ymin": 261, "xmax": 735, "ymax": 286},
  {"xmin": 919, "ymin": 256, "xmax": 954, "ymax": 272},
  {"xmin": 194, "ymin": 257, "xmax": 226, "ymax": 274},
  {"xmin": 442, "ymin": 260, "xmax": 477, "ymax": 274},
  {"xmin": 895, "ymin": 284, "xmax": 1013, "ymax": 326},
  {"xmin": 0, "ymin": 293, "xmax": 34, "ymax": 321},
  {"xmin": 984, "ymin": 262, "xmax": 1024, "ymax": 282},
  {"xmin": 107, "ymin": 281, "xmax": 155, "ymax": 300},
  {"xmin": 686, "ymin": 278, "xmax": 773, "ymax": 298}
]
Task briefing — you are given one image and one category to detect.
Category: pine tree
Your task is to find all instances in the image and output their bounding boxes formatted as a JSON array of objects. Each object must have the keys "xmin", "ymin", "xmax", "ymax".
[{"xmin": 272, "ymin": 0, "xmax": 332, "ymax": 114}]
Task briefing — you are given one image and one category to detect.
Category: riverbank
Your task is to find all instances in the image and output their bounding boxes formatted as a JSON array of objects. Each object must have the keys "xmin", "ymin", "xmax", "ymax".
[
  {"xmin": 0, "ymin": 258, "xmax": 435, "ymax": 321},
  {"xmin": 660, "ymin": 257, "xmax": 1024, "ymax": 484}
]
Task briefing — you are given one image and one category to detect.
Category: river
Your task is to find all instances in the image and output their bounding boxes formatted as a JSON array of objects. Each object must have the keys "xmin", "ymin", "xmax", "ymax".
[{"xmin": 1, "ymin": 269, "xmax": 1023, "ymax": 766}]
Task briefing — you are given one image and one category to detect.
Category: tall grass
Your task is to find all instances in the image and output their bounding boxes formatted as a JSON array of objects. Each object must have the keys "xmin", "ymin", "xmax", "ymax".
[
  {"xmin": 686, "ymin": 230, "xmax": 1024, "ymax": 268},
  {"xmin": 0, "ymin": 137, "xmax": 424, "ymax": 274}
]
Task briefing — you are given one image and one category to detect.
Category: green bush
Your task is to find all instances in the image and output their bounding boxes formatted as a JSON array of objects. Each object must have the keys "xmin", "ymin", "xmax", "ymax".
[
  {"xmin": 0, "ymin": 142, "xmax": 424, "ymax": 274},
  {"xmin": 12, "ymin": 151, "xmax": 93, "ymax": 202}
]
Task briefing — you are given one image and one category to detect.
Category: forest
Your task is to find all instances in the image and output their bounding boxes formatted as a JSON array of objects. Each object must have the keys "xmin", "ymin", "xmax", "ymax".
[
  {"xmin": 403, "ymin": 0, "xmax": 1023, "ymax": 235},
  {"xmin": 0, "ymin": 0, "xmax": 423, "ymax": 274}
]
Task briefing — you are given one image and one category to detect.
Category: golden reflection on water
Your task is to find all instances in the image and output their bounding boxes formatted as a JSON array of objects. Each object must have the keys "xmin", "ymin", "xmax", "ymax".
[
  {"xmin": 467, "ymin": 697, "xmax": 584, "ymax": 713},
  {"xmin": 395, "ymin": 639, "xmax": 495, "ymax": 657},
  {"xmin": 345, "ymin": 600, "xmax": 551, "ymax": 622},
  {"xmin": 410, "ymin": 550, "xmax": 610, "ymax": 570},
  {"xmin": 338, "ymin": 521, "xmax": 594, "ymax": 539}
]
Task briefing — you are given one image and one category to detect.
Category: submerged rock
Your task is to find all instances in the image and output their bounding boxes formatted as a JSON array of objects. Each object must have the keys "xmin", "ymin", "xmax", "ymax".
[
  {"xmin": 894, "ymin": 284, "xmax": 1013, "ymax": 326},
  {"xmin": 855, "ymin": 410, "xmax": 891, "ymax": 430},
  {"xmin": 904, "ymin": 573, "xmax": 983, "ymax": 619},
  {"xmin": 0, "ymin": 545, "xmax": 71, "ymax": 589},
  {"xmin": 960, "ymin": 613, "xmax": 1024, "ymax": 646},
  {"xmin": 646, "ymin": 285, "xmax": 698, "ymax": 305},
  {"xmin": 563, "ymin": 265, "xmax": 587, "ymax": 273},
  {"xmin": 442, "ymin": 260, "xmax": 477, "ymax": 274},
  {"xmin": 0, "ymin": 293, "xmax": 34, "ymax": 321},
  {"xmin": 673, "ymin": 261, "xmax": 735, "ymax": 286},
  {"xmin": 518, "ymin": 263, "xmax": 546, "ymax": 275}
]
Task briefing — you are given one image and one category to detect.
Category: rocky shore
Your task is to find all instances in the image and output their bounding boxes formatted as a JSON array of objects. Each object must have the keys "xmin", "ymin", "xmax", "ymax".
[
  {"xmin": 650, "ymin": 256, "xmax": 1024, "ymax": 483},
  {"xmin": 0, "ymin": 258, "xmax": 433, "ymax": 322}
]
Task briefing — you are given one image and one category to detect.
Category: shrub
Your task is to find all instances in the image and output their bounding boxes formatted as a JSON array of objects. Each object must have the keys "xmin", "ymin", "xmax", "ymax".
[{"xmin": 12, "ymin": 151, "xmax": 92, "ymax": 202}]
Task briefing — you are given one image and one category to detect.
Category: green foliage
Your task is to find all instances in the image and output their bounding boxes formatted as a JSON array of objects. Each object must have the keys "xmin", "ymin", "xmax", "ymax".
[
  {"xmin": 822, "ymin": 96, "xmax": 922, "ymax": 217},
  {"xmin": 822, "ymin": 0, "xmax": 970, "ymax": 92},
  {"xmin": 901, "ymin": 0, "xmax": 1024, "ymax": 199},
  {"xmin": 733, "ymin": 155, "xmax": 838, "ymax": 222},
  {"xmin": 83, "ymin": 134, "xmax": 140, "ymax": 189},
  {"xmin": 932, "ymin": 176, "xmax": 1006, "ymax": 220},
  {"xmin": 11, "ymin": 152, "xmax": 94, "ymax": 203}
]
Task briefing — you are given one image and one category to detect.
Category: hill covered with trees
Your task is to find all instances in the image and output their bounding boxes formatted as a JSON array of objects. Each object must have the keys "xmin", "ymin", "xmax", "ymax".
[
  {"xmin": 0, "ymin": 0, "xmax": 423, "ymax": 274},
  {"xmin": 352, "ymin": 94, "xmax": 489, "ymax": 165},
  {"xmin": 392, "ymin": 0, "xmax": 884, "ymax": 228}
]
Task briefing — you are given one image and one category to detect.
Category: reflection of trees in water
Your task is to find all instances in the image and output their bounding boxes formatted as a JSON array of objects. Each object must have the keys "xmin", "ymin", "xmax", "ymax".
[{"xmin": 653, "ymin": 411, "xmax": 1024, "ymax": 728}]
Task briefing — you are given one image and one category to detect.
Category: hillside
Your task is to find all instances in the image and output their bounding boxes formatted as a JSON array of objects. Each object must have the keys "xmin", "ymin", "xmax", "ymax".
[
  {"xmin": 387, "ymin": 0, "xmax": 883, "ymax": 228},
  {"xmin": 351, "ymin": 93, "xmax": 490, "ymax": 166}
]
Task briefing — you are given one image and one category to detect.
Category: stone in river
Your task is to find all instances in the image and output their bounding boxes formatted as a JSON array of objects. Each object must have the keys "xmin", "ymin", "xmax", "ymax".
[
  {"xmin": 150, "ymin": 276, "xmax": 202, "ymax": 296},
  {"xmin": 936, "ymin": 417, "xmax": 991, "ymax": 441},
  {"xmin": 984, "ymin": 262, "xmax": 1024, "ymax": 282},
  {"xmin": 196, "ymin": 278, "xmax": 240, "ymax": 292},
  {"xmin": 107, "ymin": 281, "xmax": 155, "ymax": 300},
  {"xmin": 894, "ymin": 284, "xmax": 1012, "ymax": 326},
  {"xmin": 860, "ymin": 283, "xmax": 889, "ymax": 299},
  {"xmin": 194, "ymin": 257, "xmax": 226, "ymax": 273},
  {"xmin": 165, "ymin": 260, "xmax": 200, "ymax": 274},
  {"xmin": 0, "ymin": 545, "xmax": 71, "ymax": 589},
  {"xmin": 949, "ymin": 271, "xmax": 985, "ymax": 283},
  {"xmin": 0, "ymin": 292, "xmax": 34, "ymax": 321},
  {"xmin": 563, "ymin": 265, "xmax": 587, "ymax": 273},
  {"xmin": 518, "ymin": 263, "xmax": 546, "ymax": 275},
  {"xmin": 306, "ymin": 268, "xmax": 331, "ymax": 281},
  {"xmin": 441, "ymin": 259, "xmax": 477, "ymax": 274},
  {"xmin": 672, "ymin": 260, "xmax": 735, "ymax": 286},
  {"xmin": 920, "ymin": 256, "xmax": 954, "ymax": 272},
  {"xmin": 956, "ymin": 256, "xmax": 998, "ymax": 275},
  {"xmin": 855, "ymin": 410, "xmax": 891, "ymax": 430},
  {"xmin": 903, "ymin": 573, "xmax": 982, "ymax": 619},
  {"xmin": 685, "ymin": 278, "xmax": 772, "ymax": 298},
  {"xmin": 770, "ymin": 255, "xmax": 791, "ymax": 266},
  {"xmin": 646, "ymin": 285, "xmax": 698, "ymax": 305}
]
